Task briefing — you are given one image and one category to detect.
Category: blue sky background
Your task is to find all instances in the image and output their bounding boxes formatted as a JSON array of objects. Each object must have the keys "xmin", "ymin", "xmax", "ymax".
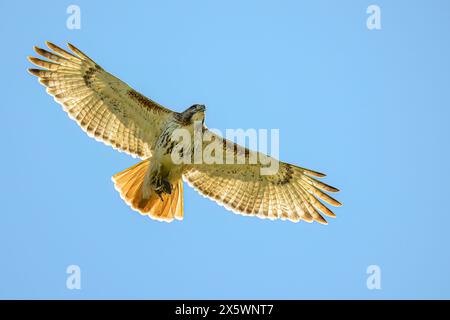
[{"xmin": 1, "ymin": 0, "xmax": 449, "ymax": 299}]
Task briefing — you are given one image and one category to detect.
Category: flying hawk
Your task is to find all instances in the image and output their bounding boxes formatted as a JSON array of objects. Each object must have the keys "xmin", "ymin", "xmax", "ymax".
[{"xmin": 28, "ymin": 42, "xmax": 341, "ymax": 224}]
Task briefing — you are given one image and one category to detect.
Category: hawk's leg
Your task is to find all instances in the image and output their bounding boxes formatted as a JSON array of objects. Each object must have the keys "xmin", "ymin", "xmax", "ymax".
[
  {"xmin": 153, "ymin": 178, "xmax": 172, "ymax": 200},
  {"xmin": 160, "ymin": 179, "xmax": 172, "ymax": 194},
  {"xmin": 146, "ymin": 161, "xmax": 173, "ymax": 200}
]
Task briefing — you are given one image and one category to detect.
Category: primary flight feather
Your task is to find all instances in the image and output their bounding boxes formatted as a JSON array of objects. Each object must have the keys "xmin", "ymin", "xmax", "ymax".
[{"xmin": 28, "ymin": 42, "xmax": 341, "ymax": 224}]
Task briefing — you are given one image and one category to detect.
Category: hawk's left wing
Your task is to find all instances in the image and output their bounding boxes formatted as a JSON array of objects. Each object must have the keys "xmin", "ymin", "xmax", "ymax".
[
  {"xmin": 28, "ymin": 42, "xmax": 174, "ymax": 159},
  {"xmin": 182, "ymin": 131, "xmax": 341, "ymax": 224}
]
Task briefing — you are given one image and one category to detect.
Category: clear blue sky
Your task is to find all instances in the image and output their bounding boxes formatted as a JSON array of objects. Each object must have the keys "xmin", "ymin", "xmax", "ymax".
[{"xmin": 1, "ymin": 0, "xmax": 450, "ymax": 299}]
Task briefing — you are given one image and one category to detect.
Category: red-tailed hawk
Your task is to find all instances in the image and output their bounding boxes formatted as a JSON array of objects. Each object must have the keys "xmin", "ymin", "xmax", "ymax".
[{"xmin": 28, "ymin": 42, "xmax": 341, "ymax": 224}]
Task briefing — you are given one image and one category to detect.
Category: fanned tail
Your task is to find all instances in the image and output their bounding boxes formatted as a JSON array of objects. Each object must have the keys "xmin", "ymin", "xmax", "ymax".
[{"xmin": 111, "ymin": 160, "xmax": 183, "ymax": 222}]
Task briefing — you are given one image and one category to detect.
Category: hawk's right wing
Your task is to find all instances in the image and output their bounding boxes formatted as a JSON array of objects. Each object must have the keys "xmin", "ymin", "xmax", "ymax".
[{"xmin": 28, "ymin": 42, "xmax": 174, "ymax": 159}]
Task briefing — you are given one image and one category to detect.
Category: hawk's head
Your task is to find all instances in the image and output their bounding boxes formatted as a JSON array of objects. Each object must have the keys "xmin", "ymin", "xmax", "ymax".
[
  {"xmin": 178, "ymin": 104, "xmax": 206, "ymax": 125},
  {"xmin": 187, "ymin": 103, "xmax": 205, "ymax": 113}
]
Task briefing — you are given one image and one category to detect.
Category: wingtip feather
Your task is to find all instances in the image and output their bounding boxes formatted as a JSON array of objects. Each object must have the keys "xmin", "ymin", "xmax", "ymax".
[
  {"xmin": 27, "ymin": 68, "xmax": 40, "ymax": 76},
  {"xmin": 316, "ymin": 215, "xmax": 328, "ymax": 225},
  {"xmin": 329, "ymin": 186, "xmax": 340, "ymax": 193},
  {"xmin": 46, "ymin": 41, "xmax": 60, "ymax": 51},
  {"xmin": 67, "ymin": 42, "xmax": 78, "ymax": 53},
  {"xmin": 27, "ymin": 56, "xmax": 40, "ymax": 64}
]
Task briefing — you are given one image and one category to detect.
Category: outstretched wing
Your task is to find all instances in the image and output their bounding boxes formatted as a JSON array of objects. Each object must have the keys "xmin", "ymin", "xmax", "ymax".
[
  {"xmin": 182, "ymin": 131, "xmax": 341, "ymax": 224},
  {"xmin": 28, "ymin": 42, "xmax": 174, "ymax": 159}
]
